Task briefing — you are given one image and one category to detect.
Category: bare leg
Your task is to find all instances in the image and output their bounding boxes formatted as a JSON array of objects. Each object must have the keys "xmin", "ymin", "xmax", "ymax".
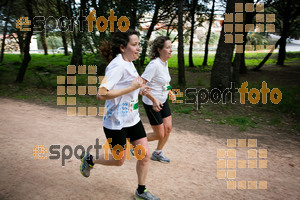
[
  {"xmin": 93, "ymin": 150, "xmax": 126, "ymax": 166},
  {"xmin": 157, "ymin": 116, "xmax": 172, "ymax": 150},
  {"xmin": 147, "ymin": 116, "xmax": 172, "ymax": 151},
  {"xmin": 147, "ymin": 124, "xmax": 164, "ymax": 142},
  {"xmin": 131, "ymin": 137, "xmax": 150, "ymax": 185}
]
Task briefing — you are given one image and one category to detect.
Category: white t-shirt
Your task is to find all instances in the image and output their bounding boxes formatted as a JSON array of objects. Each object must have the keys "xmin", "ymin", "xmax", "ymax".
[
  {"xmin": 100, "ymin": 54, "xmax": 140, "ymax": 130},
  {"xmin": 141, "ymin": 57, "xmax": 171, "ymax": 105}
]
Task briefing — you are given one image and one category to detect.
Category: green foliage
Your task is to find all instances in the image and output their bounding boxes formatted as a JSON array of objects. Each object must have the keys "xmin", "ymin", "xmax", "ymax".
[{"xmin": 247, "ymin": 33, "xmax": 269, "ymax": 46}]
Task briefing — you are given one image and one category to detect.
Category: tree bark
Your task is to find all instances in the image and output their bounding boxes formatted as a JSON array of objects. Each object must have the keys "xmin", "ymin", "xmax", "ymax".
[
  {"xmin": 16, "ymin": 0, "xmax": 34, "ymax": 83},
  {"xmin": 57, "ymin": 0, "xmax": 69, "ymax": 56},
  {"xmin": 188, "ymin": 0, "xmax": 197, "ymax": 68},
  {"xmin": 232, "ymin": 51, "xmax": 243, "ymax": 85},
  {"xmin": 70, "ymin": 0, "xmax": 87, "ymax": 66},
  {"xmin": 178, "ymin": 0, "xmax": 185, "ymax": 86},
  {"xmin": 61, "ymin": 31, "xmax": 69, "ymax": 55},
  {"xmin": 232, "ymin": 0, "xmax": 254, "ymax": 75},
  {"xmin": 0, "ymin": 0, "xmax": 13, "ymax": 63},
  {"xmin": 232, "ymin": 0, "xmax": 254, "ymax": 84},
  {"xmin": 277, "ymin": 36, "xmax": 287, "ymax": 65},
  {"xmin": 40, "ymin": 31, "xmax": 48, "ymax": 55},
  {"xmin": 129, "ymin": 0, "xmax": 138, "ymax": 30},
  {"xmin": 210, "ymin": 0, "xmax": 235, "ymax": 91},
  {"xmin": 202, "ymin": 0, "xmax": 215, "ymax": 67},
  {"xmin": 276, "ymin": 0, "xmax": 291, "ymax": 66},
  {"xmin": 17, "ymin": 31, "xmax": 25, "ymax": 55}
]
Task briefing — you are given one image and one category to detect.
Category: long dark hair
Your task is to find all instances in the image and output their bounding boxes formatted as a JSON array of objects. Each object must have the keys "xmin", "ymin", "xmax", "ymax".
[
  {"xmin": 99, "ymin": 29, "xmax": 139, "ymax": 64},
  {"xmin": 148, "ymin": 36, "xmax": 170, "ymax": 60}
]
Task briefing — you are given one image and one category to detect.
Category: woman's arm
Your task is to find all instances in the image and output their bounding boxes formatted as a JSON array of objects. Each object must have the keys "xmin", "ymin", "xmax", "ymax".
[
  {"xmin": 97, "ymin": 76, "xmax": 143, "ymax": 101},
  {"xmin": 141, "ymin": 78, "xmax": 163, "ymax": 112}
]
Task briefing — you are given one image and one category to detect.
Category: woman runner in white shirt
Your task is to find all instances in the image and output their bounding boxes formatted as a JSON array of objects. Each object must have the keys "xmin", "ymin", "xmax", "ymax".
[
  {"xmin": 141, "ymin": 36, "xmax": 174, "ymax": 163},
  {"xmin": 80, "ymin": 30, "xmax": 160, "ymax": 200}
]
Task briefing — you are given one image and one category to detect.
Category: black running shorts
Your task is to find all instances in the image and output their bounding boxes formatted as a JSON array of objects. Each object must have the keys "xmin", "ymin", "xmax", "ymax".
[
  {"xmin": 103, "ymin": 120, "xmax": 146, "ymax": 149},
  {"xmin": 143, "ymin": 101, "xmax": 172, "ymax": 126}
]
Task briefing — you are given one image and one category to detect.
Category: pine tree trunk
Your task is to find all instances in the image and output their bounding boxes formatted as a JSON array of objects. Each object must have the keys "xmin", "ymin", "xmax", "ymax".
[
  {"xmin": 277, "ymin": 37, "xmax": 287, "ymax": 65},
  {"xmin": 62, "ymin": 31, "xmax": 69, "ymax": 56},
  {"xmin": 70, "ymin": 0, "xmax": 86, "ymax": 65},
  {"xmin": 202, "ymin": 0, "xmax": 215, "ymax": 67},
  {"xmin": 210, "ymin": 0, "xmax": 235, "ymax": 91},
  {"xmin": 57, "ymin": 0, "xmax": 69, "ymax": 56},
  {"xmin": 16, "ymin": 0, "xmax": 34, "ymax": 83},
  {"xmin": 40, "ymin": 31, "xmax": 48, "ymax": 55},
  {"xmin": 178, "ymin": 0, "xmax": 185, "ymax": 86},
  {"xmin": 0, "ymin": 0, "xmax": 13, "ymax": 63},
  {"xmin": 188, "ymin": 0, "xmax": 196, "ymax": 68}
]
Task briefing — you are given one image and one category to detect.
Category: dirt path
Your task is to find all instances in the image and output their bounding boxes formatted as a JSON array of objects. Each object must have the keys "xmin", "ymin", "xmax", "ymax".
[{"xmin": 0, "ymin": 97, "xmax": 299, "ymax": 200}]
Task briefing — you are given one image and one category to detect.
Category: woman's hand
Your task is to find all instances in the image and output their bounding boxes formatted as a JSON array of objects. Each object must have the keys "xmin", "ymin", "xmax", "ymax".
[
  {"xmin": 152, "ymin": 99, "xmax": 163, "ymax": 112},
  {"xmin": 139, "ymin": 85, "xmax": 151, "ymax": 96},
  {"xmin": 130, "ymin": 76, "xmax": 143, "ymax": 90}
]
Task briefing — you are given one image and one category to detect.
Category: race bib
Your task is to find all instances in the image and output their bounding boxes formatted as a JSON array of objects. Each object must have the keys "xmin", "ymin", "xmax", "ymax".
[
  {"xmin": 130, "ymin": 99, "xmax": 139, "ymax": 112},
  {"xmin": 163, "ymin": 83, "xmax": 172, "ymax": 91}
]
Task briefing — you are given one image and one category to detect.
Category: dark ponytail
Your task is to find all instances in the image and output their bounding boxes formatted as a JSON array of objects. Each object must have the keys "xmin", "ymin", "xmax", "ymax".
[{"xmin": 99, "ymin": 29, "xmax": 139, "ymax": 64}]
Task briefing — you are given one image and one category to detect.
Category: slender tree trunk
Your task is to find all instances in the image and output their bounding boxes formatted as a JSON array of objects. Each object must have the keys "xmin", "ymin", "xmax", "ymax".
[
  {"xmin": 166, "ymin": 15, "xmax": 176, "ymax": 37},
  {"xmin": 17, "ymin": 31, "xmax": 25, "ymax": 55},
  {"xmin": 87, "ymin": 39, "xmax": 95, "ymax": 54},
  {"xmin": 277, "ymin": 0, "xmax": 292, "ymax": 65},
  {"xmin": 0, "ymin": 0, "xmax": 13, "ymax": 63},
  {"xmin": 16, "ymin": 0, "xmax": 34, "ymax": 83},
  {"xmin": 70, "ymin": 0, "xmax": 86, "ymax": 65},
  {"xmin": 129, "ymin": 0, "xmax": 138, "ymax": 29},
  {"xmin": 40, "ymin": 31, "xmax": 48, "ymax": 55},
  {"xmin": 232, "ymin": 52, "xmax": 243, "ymax": 85},
  {"xmin": 277, "ymin": 37, "xmax": 287, "ymax": 65},
  {"xmin": 210, "ymin": 0, "xmax": 235, "ymax": 91},
  {"xmin": 252, "ymin": 39, "xmax": 280, "ymax": 71},
  {"xmin": 233, "ymin": 0, "xmax": 255, "ymax": 74},
  {"xmin": 202, "ymin": 0, "xmax": 215, "ymax": 67},
  {"xmin": 62, "ymin": 32, "xmax": 69, "ymax": 55},
  {"xmin": 67, "ymin": 0, "xmax": 75, "ymax": 51},
  {"xmin": 70, "ymin": 33, "xmax": 83, "ymax": 66},
  {"xmin": 57, "ymin": 0, "xmax": 69, "ymax": 56},
  {"xmin": 232, "ymin": 0, "xmax": 254, "ymax": 84},
  {"xmin": 178, "ymin": 0, "xmax": 185, "ymax": 86},
  {"xmin": 70, "ymin": 32, "xmax": 74, "ymax": 50},
  {"xmin": 139, "ymin": 0, "xmax": 160, "ymax": 70},
  {"xmin": 188, "ymin": 0, "xmax": 197, "ymax": 68}
]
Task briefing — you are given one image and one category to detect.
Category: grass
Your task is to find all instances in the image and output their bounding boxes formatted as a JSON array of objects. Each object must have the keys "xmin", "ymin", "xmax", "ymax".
[{"xmin": 217, "ymin": 115, "xmax": 258, "ymax": 132}]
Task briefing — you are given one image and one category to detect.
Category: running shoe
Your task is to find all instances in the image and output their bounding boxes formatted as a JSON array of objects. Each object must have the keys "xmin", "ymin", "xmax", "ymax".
[
  {"xmin": 80, "ymin": 152, "xmax": 93, "ymax": 177},
  {"xmin": 135, "ymin": 189, "xmax": 160, "ymax": 200},
  {"xmin": 151, "ymin": 151, "xmax": 170, "ymax": 163}
]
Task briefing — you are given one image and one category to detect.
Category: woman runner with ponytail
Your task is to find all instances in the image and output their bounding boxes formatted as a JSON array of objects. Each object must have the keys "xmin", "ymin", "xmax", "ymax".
[{"xmin": 80, "ymin": 29, "xmax": 160, "ymax": 200}]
